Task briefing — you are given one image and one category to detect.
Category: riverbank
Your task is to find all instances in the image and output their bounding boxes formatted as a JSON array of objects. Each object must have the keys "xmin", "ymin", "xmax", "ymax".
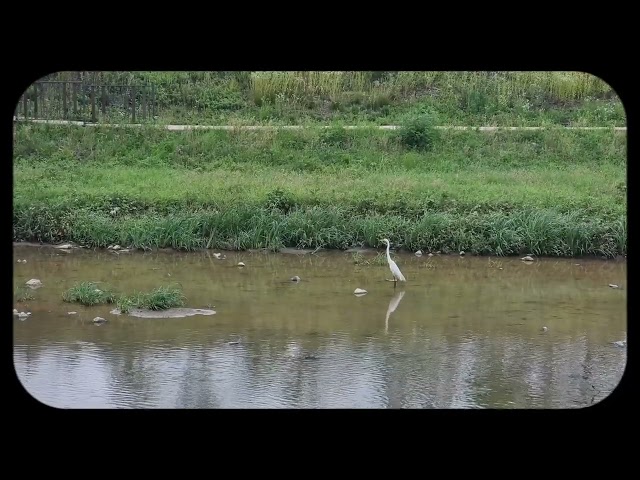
[{"xmin": 13, "ymin": 123, "xmax": 626, "ymax": 257}]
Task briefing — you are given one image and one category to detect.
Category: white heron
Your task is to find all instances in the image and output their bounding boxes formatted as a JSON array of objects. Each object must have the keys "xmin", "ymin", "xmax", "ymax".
[{"xmin": 381, "ymin": 238, "xmax": 406, "ymax": 286}]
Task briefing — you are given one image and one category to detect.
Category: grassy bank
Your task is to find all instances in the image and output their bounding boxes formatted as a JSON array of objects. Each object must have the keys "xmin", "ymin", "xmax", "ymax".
[
  {"xmin": 38, "ymin": 71, "xmax": 625, "ymax": 127},
  {"xmin": 12, "ymin": 122, "xmax": 627, "ymax": 257}
]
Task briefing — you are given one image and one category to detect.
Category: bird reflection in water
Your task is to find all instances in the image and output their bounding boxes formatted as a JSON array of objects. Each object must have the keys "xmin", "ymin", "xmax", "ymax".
[{"xmin": 385, "ymin": 290, "xmax": 406, "ymax": 333}]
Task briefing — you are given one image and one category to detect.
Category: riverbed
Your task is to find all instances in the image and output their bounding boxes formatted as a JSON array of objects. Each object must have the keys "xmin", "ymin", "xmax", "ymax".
[{"xmin": 12, "ymin": 245, "xmax": 627, "ymax": 408}]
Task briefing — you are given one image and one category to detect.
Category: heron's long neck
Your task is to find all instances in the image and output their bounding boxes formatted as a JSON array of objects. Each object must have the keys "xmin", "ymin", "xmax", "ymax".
[{"xmin": 386, "ymin": 242, "xmax": 391, "ymax": 260}]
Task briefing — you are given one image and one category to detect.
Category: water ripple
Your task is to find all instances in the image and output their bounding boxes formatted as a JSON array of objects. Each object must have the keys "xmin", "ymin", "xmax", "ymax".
[{"xmin": 14, "ymin": 331, "xmax": 627, "ymax": 409}]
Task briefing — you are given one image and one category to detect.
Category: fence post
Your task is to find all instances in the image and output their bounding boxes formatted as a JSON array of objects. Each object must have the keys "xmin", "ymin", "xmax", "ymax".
[
  {"xmin": 131, "ymin": 86, "xmax": 136, "ymax": 123},
  {"xmin": 152, "ymin": 84, "xmax": 156, "ymax": 119},
  {"xmin": 90, "ymin": 85, "xmax": 97, "ymax": 122},
  {"xmin": 101, "ymin": 85, "xmax": 107, "ymax": 116},
  {"xmin": 123, "ymin": 87, "xmax": 128, "ymax": 119},
  {"xmin": 142, "ymin": 88, "xmax": 147, "ymax": 120},
  {"xmin": 41, "ymin": 83, "xmax": 46, "ymax": 118},
  {"xmin": 73, "ymin": 83, "xmax": 78, "ymax": 117},
  {"xmin": 62, "ymin": 82, "xmax": 68, "ymax": 119},
  {"xmin": 34, "ymin": 84, "xmax": 39, "ymax": 118}
]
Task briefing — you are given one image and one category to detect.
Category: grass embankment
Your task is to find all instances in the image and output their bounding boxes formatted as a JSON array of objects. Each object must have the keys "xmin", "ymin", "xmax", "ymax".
[
  {"xmin": 13, "ymin": 122, "xmax": 627, "ymax": 257},
  {"xmin": 62, "ymin": 282, "xmax": 185, "ymax": 312},
  {"xmin": 42, "ymin": 71, "xmax": 625, "ymax": 127}
]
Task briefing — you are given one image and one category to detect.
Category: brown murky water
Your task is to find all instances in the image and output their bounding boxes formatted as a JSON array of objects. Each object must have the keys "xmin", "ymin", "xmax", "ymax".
[{"xmin": 12, "ymin": 245, "xmax": 627, "ymax": 409}]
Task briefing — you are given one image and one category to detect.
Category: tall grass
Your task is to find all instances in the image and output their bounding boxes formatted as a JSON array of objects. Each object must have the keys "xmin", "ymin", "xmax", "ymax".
[
  {"xmin": 386, "ymin": 71, "xmax": 612, "ymax": 101},
  {"xmin": 13, "ymin": 205, "xmax": 626, "ymax": 258},
  {"xmin": 47, "ymin": 71, "xmax": 612, "ymax": 101},
  {"xmin": 249, "ymin": 71, "xmax": 614, "ymax": 104}
]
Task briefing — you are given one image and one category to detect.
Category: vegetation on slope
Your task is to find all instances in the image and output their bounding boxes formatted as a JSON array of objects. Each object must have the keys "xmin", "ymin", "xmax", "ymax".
[
  {"xmin": 36, "ymin": 71, "xmax": 625, "ymax": 127},
  {"xmin": 12, "ymin": 119, "xmax": 627, "ymax": 257}
]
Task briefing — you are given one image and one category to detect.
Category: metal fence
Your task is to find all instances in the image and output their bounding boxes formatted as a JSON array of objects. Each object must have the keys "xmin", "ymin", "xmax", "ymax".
[{"xmin": 15, "ymin": 80, "xmax": 157, "ymax": 123}]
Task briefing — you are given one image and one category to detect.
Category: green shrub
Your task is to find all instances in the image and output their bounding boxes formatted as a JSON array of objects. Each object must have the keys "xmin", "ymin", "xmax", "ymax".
[{"xmin": 396, "ymin": 113, "xmax": 440, "ymax": 151}]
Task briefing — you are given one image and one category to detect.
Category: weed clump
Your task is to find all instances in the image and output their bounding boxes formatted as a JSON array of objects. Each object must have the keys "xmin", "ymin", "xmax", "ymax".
[
  {"xmin": 15, "ymin": 286, "xmax": 35, "ymax": 302},
  {"xmin": 117, "ymin": 286, "xmax": 186, "ymax": 313},
  {"xmin": 62, "ymin": 282, "xmax": 185, "ymax": 312},
  {"xmin": 62, "ymin": 282, "xmax": 117, "ymax": 306}
]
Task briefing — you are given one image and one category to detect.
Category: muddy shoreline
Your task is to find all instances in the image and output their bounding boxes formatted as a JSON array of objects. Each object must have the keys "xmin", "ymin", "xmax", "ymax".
[{"xmin": 12, "ymin": 240, "xmax": 626, "ymax": 262}]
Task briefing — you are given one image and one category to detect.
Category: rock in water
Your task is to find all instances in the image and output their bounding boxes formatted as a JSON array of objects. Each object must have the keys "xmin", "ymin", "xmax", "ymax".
[{"xmin": 25, "ymin": 279, "xmax": 42, "ymax": 288}]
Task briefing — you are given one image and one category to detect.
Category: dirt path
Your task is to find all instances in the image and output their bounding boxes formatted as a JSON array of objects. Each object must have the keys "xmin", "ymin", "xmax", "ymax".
[{"xmin": 13, "ymin": 117, "xmax": 627, "ymax": 132}]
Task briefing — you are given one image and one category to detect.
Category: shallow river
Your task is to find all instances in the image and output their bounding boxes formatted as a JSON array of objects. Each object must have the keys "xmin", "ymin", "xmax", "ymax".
[{"xmin": 12, "ymin": 245, "xmax": 627, "ymax": 409}]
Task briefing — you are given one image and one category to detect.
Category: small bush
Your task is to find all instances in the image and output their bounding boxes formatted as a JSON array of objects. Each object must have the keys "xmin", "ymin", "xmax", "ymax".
[
  {"xmin": 396, "ymin": 113, "xmax": 440, "ymax": 151},
  {"xmin": 319, "ymin": 125, "xmax": 351, "ymax": 148},
  {"xmin": 264, "ymin": 188, "xmax": 295, "ymax": 214}
]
